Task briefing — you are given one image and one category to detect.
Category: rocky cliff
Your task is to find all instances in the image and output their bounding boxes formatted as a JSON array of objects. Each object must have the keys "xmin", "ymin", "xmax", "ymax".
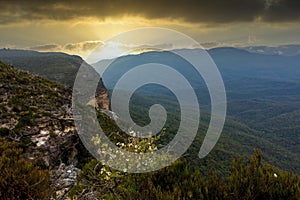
[{"xmin": 0, "ymin": 61, "xmax": 99, "ymax": 199}]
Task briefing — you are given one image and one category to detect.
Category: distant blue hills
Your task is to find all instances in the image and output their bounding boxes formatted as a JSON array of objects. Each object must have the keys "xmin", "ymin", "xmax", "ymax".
[{"xmin": 92, "ymin": 46, "xmax": 300, "ymax": 173}]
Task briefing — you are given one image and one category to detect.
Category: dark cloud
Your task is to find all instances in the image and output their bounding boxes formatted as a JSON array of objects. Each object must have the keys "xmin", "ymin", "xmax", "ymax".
[
  {"xmin": 64, "ymin": 41, "xmax": 102, "ymax": 51},
  {"xmin": 137, "ymin": 44, "xmax": 174, "ymax": 50},
  {"xmin": 263, "ymin": 0, "xmax": 300, "ymax": 22},
  {"xmin": 64, "ymin": 43, "xmax": 79, "ymax": 51},
  {"xmin": 0, "ymin": 0, "xmax": 299, "ymax": 24},
  {"xmin": 28, "ymin": 41, "xmax": 102, "ymax": 53},
  {"xmin": 29, "ymin": 44, "xmax": 60, "ymax": 51},
  {"xmin": 82, "ymin": 41, "xmax": 103, "ymax": 51},
  {"xmin": 201, "ymin": 42, "xmax": 225, "ymax": 49}
]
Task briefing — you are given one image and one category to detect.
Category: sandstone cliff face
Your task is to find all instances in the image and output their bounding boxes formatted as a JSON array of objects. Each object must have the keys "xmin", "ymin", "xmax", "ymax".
[
  {"xmin": 87, "ymin": 83, "xmax": 110, "ymax": 110},
  {"xmin": 96, "ymin": 86, "xmax": 110, "ymax": 110}
]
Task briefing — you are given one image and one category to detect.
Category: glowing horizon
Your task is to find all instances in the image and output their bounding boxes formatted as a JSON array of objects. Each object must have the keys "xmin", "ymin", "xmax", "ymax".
[{"xmin": 1, "ymin": 1, "xmax": 299, "ymax": 59}]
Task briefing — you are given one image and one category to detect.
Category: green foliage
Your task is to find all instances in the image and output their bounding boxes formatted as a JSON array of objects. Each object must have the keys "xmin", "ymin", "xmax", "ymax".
[
  {"xmin": 71, "ymin": 101, "xmax": 300, "ymax": 199},
  {"xmin": 70, "ymin": 149, "xmax": 300, "ymax": 199},
  {"xmin": 0, "ymin": 140, "xmax": 51, "ymax": 199},
  {"xmin": 124, "ymin": 93, "xmax": 300, "ymax": 174},
  {"xmin": 96, "ymin": 111, "xmax": 128, "ymax": 143},
  {"xmin": 226, "ymin": 149, "xmax": 300, "ymax": 200}
]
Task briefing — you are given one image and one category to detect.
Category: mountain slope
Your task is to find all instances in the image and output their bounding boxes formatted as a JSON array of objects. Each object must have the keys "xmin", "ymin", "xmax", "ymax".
[
  {"xmin": 0, "ymin": 61, "xmax": 84, "ymax": 198},
  {"xmin": 0, "ymin": 49, "xmax": 81, "ymax": 86},
  {"xmin": 0, "ymin": 56, "xmax": 299, "ymax": 199},
  {"xmin": 0, "ymin": 48, "xmax": 109, "ymax": 109},
  {"xmin": 92, "ymin": 47, "xmax": 300, "ymax": 173}
]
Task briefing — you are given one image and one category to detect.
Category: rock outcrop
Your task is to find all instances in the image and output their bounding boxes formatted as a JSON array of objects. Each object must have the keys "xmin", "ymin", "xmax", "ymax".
[
  {"xmin": 0, "ymin": 61, "xmax": 106, "ymax": 199},
  {"xmin": 51, "ymin": 163, "xmax": 81, "ymax": 200}
]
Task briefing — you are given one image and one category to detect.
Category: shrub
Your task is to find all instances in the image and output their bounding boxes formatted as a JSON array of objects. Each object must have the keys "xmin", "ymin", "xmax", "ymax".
[
  {"xmin": 70, "ymin": 148, "xmax": 300, "ymax": 200},
  {"xmin": 0, "ymin": 140, "xmax": 51, "ymax": 200}
]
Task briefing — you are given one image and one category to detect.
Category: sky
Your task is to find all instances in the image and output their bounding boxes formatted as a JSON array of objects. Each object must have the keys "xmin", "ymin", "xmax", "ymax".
[{"xmin": 0, "ymin": 0, "xmax": 300, "ymax": 59}]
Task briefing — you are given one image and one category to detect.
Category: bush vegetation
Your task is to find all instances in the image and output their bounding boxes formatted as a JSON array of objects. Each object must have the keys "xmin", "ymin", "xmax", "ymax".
[
  {"xmin": 0, "ymin": 140, "xmax": 51, "ymax": 200},
  {"xmin": 70, "ymin": 146, "xmax": 300, "ymax": 199}
]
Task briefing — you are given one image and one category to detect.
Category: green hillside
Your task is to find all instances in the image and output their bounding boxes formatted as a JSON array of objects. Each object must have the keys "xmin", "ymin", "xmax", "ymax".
[
  {"xmin": 127, "ymin": 94, "xmax": 300, "ymax": 174},
  {"xmin": 0, "ymin": 61, "xmax": 299, "ymax": 199},
  {"xmin": 0, "ymin": 48, "xmax": 110, "ymax": 110},
  {"xmin": 0, "ymin": 49, "xmax": 83, "ymax": 86}
]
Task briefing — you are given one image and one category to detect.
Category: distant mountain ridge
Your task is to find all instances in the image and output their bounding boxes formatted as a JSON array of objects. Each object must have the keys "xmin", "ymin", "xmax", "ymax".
[
  {"xmin": 241, "ymin": 44, "xmax": 300, "ymax": 56},
  {"xmin": 92, "ymin": 47, "xmax": 300, "ymax": 173},
  {"xmin": 0, "ymin": 49, "xmax": 81, "ymax": 86},
  {"xmin": 94, "ymin": 46, "xmax": 300, "ymax": 83},
  {"xmin": 0, "ymin": 48, "xmax": 110, "ymax": 109}
]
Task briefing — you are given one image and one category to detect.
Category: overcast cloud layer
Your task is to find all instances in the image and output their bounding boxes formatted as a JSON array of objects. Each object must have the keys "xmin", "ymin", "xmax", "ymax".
[{"xmin": 0, "ymin": 0, "xmax": 300, "ymax": 25}]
